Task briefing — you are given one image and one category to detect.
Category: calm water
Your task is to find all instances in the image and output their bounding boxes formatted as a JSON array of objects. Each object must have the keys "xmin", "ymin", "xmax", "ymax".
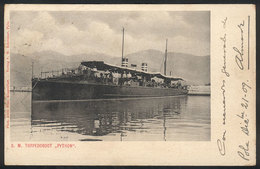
[{"xmin": 10, "ymin": 92, "xmax": 210, "ymax": 141}]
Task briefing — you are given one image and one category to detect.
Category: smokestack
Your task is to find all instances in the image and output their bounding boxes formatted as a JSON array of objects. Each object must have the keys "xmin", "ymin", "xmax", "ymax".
[
  {"xmin": 141, "ymin": 63, "xmax": 148, "ymax": 72},
  {"xmin": 121, "ymin": 58, "xmax": 128, "ymax": 67}
]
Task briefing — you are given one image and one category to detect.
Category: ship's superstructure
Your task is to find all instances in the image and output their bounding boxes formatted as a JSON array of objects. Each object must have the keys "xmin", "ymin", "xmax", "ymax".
[{"xmin": 32, "ymin": 28, "xmax": 188, "ymax": 101}]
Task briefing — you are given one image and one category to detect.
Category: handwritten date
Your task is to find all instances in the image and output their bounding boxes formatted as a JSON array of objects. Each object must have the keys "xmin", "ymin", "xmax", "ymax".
[{"xmin": 238, "ymin": 141, "xmax": 250, "ymax": 161}]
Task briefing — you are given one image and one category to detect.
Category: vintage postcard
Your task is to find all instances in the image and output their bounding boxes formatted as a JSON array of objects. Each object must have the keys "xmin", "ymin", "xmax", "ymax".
[{"xmin": 4, "ymin": 4, "xmax": 256, "ymax": 165}]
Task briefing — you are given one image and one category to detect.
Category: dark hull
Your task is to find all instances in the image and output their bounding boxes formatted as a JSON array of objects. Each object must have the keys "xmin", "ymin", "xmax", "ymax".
[{"xmin": 32, "ymin": 80, "xmax": 188, "ymax": 101}]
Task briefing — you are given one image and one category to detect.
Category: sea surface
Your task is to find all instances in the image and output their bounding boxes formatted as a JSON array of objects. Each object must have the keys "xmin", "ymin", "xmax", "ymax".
[{"xmin": 10, "ymin": 92, "xmax": 210, "ymax": 141}]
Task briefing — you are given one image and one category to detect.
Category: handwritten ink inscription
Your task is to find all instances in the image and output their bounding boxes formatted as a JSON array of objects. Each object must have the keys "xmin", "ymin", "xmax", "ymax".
[
  {"xmin": 233, "ymin": 21, "xmax": 245, "ymax": 70},
  {"xmin": 217, "ymin": 80, "xmax": 227, "ymax": 156},
  {"xmin": 238, "ymin": 141, "xmax": 250, "ymax": 161},
  {"xmin": 221, "ymin": 17, "xmax": 230, "ymax": 77},
  {"xmin": 236, "ymin": 111, "xmax": 249, "ymax": 136},
  {"xmin": 221, "ymin": 80, "xmax": 227, "ymax": 125},
  {"xmin": 217, "ymin": 17, "xmax": 252, "ymax": 163},
  {"xmin": 233, "ymin": 18, "xmax": 252, "ymax": 162},
  {"xmin": 217, "ymin": 18, "xmax": 228, "ymax": 156},
  {"xmin": 233, "ymin": 19, "xmax": 252, "ymax": 162},
  {"xmin": 221, "ymin": 34, "xmax": 230, "ymax": 77},
  {"xmin": 236, "ymin": 81, "xmax": 251, "ymax": 161},
  {"xmin": 217, "ymin": 130, "xmax": 226, "ymax": 156}
]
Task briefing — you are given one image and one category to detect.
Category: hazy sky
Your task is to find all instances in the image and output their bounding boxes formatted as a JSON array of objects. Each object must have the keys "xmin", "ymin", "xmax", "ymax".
[{"xmin": 11, "ymin": 11, "xmax": 210, "ymax": 57}]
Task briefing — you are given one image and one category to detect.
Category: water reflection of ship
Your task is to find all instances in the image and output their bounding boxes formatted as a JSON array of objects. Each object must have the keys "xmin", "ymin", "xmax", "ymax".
[
  {"xmin": 32, "ymin": 28, "xmax": 188, "ymax": 101},
  {"xmin": 32, "ymin": 97, "xmax": 187, "ymax": 141}
]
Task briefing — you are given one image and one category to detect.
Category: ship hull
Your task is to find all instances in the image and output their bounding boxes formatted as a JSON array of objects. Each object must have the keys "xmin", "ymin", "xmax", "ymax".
[{"xmin": 32, "ymin": 80, "xmax": 188, "ymax": 101}]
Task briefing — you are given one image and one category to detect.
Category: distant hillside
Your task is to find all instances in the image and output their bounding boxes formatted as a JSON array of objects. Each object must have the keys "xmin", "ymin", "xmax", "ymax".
[
  {"xmin": 10, "ymin": 51, "xmax": 119, "ymax": 86},
  {"xmin": 10, "ymin": 49, "xmax": 209, "ymax": 86},
  {"xmin": 125, "ymin": 49, "xmax": 210, "ymax": 85}
]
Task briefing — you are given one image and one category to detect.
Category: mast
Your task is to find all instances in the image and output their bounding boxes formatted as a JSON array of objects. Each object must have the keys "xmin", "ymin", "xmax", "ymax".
[
  {"xmin": 121, "ymin": 27, "xmax": 125, "ymax": 62},
  {"xmin": 164, "ymin": 39, "xmax": 168, "ymax": 76},
  {"xmin": 31, "ymin": 61, "xmax": 34, "ymax": 80},
  {"xmin": 121, "ymin": 27, "xmax": 128, "ymax": 67}
]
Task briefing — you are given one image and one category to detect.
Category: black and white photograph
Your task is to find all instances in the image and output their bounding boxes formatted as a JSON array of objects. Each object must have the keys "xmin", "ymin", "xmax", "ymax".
[{"xmin": 10, "ymin": 10, "xmax": 210, "ymax": 142}]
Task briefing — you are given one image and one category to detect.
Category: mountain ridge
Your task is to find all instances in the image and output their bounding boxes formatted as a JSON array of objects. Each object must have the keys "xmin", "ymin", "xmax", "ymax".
[{"xmin": 10, "ymin": 49, "xmax": 210, "ymax": 86}]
